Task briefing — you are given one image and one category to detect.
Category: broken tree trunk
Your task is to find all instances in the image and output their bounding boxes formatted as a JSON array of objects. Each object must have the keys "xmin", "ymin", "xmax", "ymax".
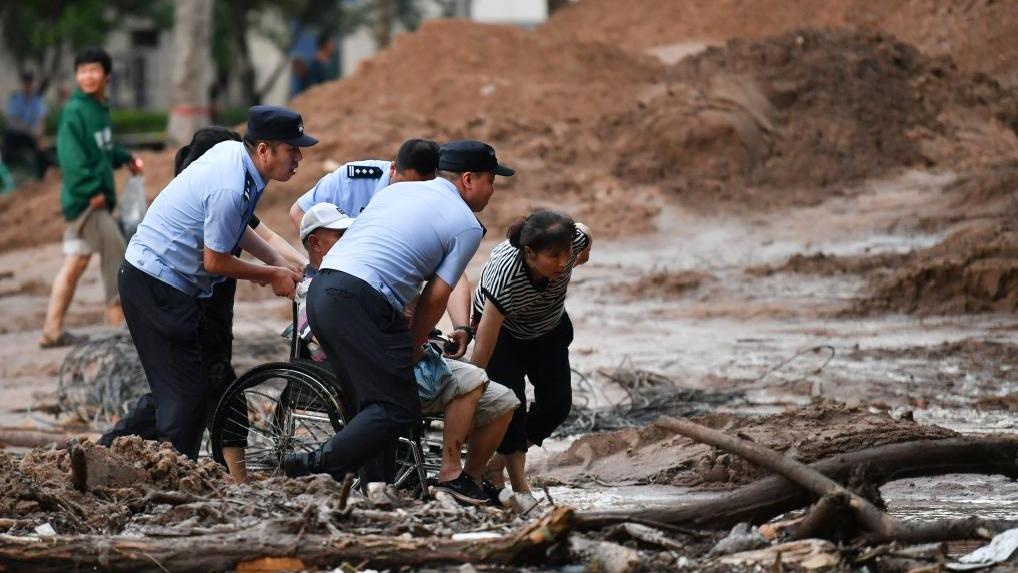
[
  {"xmin": 650, "ymin": 417, "xmax": 1018, "ymax": 543},
  {"xmin": 0, "ymin": 506, "xmax": 575, "ymax": 573},
  {"xmin": 0, "ymin": 427, "xmax": 83, "ymax": 449},
  {"xmin": 576, "ymin": 435, "xmax": 1018, "ymax": 531}
]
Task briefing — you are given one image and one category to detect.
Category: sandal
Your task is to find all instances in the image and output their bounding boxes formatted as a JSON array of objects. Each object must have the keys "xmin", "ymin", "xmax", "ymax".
[{"xmin": 38, "ymin": 331, "xmax": 88, "ymax": 349}]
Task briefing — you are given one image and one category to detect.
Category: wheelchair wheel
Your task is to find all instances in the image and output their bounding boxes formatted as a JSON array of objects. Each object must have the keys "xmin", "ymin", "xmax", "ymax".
[{"xmin": 209, "ymin": 361, "xmax": 346, "ymax": 476}]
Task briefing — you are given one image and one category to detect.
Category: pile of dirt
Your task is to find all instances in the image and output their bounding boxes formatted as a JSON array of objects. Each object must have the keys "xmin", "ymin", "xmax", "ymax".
[
  {"xmin": 604, "ymin": 28, "xmax": 1017, "ymax": 206},
  {"xmin": 0, "ymin": 437, "xmax": 225, "ymax": 533},
  {"xmin": 745, "ymin": 251, "xmax": 910, "ymax": 278},
  {"xmin": 3, "ymin": 10, "xmax": 1014, "ymax": 254},
  {"xmin": 543, "ymin": 0, "xmax": 1018, "ymax": 87},
  {"xmin": 536, "ymin": 401, "xmax": 956, "ymax": 489},
  {"xmin": 0, "ymin": 437, "xmax": 531, "ymax": 540},
  {"xmin": 858, "ymin": 221, "xmax": 1018, "ymax": 315},
  {"xmin": 616, "ymin": 270, "xmax": 713, "ymax": 300}
]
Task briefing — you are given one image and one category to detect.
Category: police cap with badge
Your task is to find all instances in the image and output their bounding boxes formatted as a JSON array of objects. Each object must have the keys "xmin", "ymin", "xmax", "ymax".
[
  {"xmin": 247, "ymin": 105, "xmax": 319, "ymax": 147},
  {"xmin": 438, "ymin": 140, "xmax": 514, "ymax": 176}
]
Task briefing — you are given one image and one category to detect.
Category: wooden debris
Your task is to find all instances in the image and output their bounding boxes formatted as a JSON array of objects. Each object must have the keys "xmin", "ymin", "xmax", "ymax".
[
  {"xmin": 0, "ymin": 507, "xmax": 576, "ymax": 572},
  {"xmin": 656, "ymin": 417, "xmax": 1018, "ymax": 543},
  {"xmin": 570, "ymin": 535, "xmax": 642, "ymax": 573},
  {"xmin": 576, "ymin": 435, "xmax": 1018, "ymax": 531},
  {"xmin": 718, "ymin": 539, "xmax": 841, "ymax": 570}
]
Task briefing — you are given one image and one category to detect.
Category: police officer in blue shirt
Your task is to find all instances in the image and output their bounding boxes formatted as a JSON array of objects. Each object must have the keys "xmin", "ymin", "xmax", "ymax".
[
  {"xmin": 283, "ymin": 140, "xmax": 512, "ymax": 502},
  {"xmin": 289, "ymin": 137, "xmax": 477, "ymax": 360},
  {"xmin": 120, "ymin": 106, "xmax": 316, "ymax": 460},
  {"xmin": 287, "ymin": 138, "xmax": 439, "ymax": 228}
]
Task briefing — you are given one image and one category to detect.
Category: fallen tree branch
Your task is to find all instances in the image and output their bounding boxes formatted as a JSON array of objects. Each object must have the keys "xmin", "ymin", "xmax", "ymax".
[
  {"xmin": 0, "ymin": 428, "xmax": 81, "ymax": 449},
  {"xmin": 649, "ymin": 417, "xmax": 1018, "ymax": 543},
  {"xmin": 0, "ymin": 507, "xmax": 575, "ymax": 572},
  {"xmin": 576, "ymin": 435, "xmax": 1018, "ymax": 531}
]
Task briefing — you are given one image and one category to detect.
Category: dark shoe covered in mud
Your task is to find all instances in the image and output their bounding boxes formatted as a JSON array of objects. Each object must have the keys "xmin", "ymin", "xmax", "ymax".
[
  {"xmin": 432, "ymin": 473, "xmax": 488, "ymax": 505},
  {"xmin": 282, "ymin": 450, "xmax": 322, "ymax": 478},
  {"xmin": 481, "ymin": 479, "xmax": 504, "ymax": 506}
]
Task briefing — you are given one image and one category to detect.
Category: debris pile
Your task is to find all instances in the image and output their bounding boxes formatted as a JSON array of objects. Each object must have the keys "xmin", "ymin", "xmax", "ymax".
[
  {"xmin": 607, "ymin": 28, "xmax": 1017, "ymax": 206},
  {"xmin": 541, "ymin": 401, "xmax": 957, "ymax": 488}
]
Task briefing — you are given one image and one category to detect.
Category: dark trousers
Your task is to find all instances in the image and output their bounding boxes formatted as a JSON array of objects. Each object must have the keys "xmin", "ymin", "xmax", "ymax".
[
  {"xmin": 2, "ymin": 130, "xmax": 50, "ymax": 179},
  {"xmin": 486, "ymin": 313, "xmax": 574, "ymax": 454},
  {"xmin": 100, "ymin": 275, "xmax": 246, "ymax": 449},
  {"xmin": 307, "ymin": 269, "xmax": 419, "ymax": 478}
]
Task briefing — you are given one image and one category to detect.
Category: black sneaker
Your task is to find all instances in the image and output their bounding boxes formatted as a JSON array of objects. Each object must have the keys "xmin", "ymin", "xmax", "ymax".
[
  {"xmin": 432, "ymin": 473, "xmax": 488, "ymax": 505},
  {"xmin": 282, "ymin": 450, "xmax": 320, "ymax": 478},
  {"xmin": 481, "ymin": 479, "xmax": 504, "ymax": 506}
]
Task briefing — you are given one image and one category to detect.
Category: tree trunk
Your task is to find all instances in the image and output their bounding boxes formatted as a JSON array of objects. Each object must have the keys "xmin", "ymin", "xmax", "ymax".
[
  {"xmin": 166, "ymin": 0, "xmax": 213, "ymax": 147},
  {"xmin": 374, "ymin": 0, "xmax": 394, "ymax": 49},
  {"xmin": 647, "ymin": 417, "xmax": 1018, "ymax": 543},
  {"xmin": 0, "ymin": 507, "xmax": 575, "ymax": 572},
  {"xmin": 575, "ymin": 436, "xmax": 1018, "ymax": 531}
]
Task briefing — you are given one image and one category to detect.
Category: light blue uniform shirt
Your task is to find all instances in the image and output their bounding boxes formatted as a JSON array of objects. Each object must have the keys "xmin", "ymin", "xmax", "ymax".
[
  {"xmin": 296, "ymin": 159, "xmax": 390, "ymax": 215},
  {"xmin": 320, "ymin": 177, "xmax": 482, "ymax": 312},
  {"xmin": 125, "ymin": 141, "xmax": 265, "ymax": 297},
  {"xmin": 6, "ymin": 91, "xmax": 47, "ymax": 131}
]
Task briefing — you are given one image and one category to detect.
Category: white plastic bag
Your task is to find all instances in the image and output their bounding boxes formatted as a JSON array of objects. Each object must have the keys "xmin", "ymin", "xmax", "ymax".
[{"xmin": 118, "ymin": 175, "xmax": 147, "ymax": 239}]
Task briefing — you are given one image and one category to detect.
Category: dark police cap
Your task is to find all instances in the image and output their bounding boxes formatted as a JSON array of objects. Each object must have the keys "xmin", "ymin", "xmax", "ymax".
[
  {"xmin": 438, "ymin": 140, "xmax": 514, "ymax": 176},
  {"xmin": 246, "ymin": 105, "xmax": 318, "ymax": 147}
]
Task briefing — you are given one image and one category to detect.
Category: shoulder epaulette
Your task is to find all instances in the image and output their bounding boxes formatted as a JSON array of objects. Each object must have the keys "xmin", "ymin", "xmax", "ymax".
[{"xmin": 346, "ymin": 164, "xmax": 384, "ymax": 179}]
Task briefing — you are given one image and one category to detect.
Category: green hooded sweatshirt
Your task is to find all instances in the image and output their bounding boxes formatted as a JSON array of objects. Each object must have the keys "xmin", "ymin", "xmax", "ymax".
[{"xmin": 56, "ymin": 88, "xmax": 132, "ymax": 221}]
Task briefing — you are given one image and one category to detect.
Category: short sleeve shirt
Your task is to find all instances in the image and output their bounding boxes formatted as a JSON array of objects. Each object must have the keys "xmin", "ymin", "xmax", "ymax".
[
  {"xmin": 6, "ymin": 91, "xmax": 46, "ymax": 131},
  {"xmin": 472, "ymin": 225, "xmax": 590, "ymax": 339},
  {"xmin": 125, "ymin": 141, "xmax": 265, "ymax": 297},
  {"xmin": 320, "ymin": 177, "xmax": 483, "ymax": 312},
  {"xmin": 296, "ymin": 159, "xmax": 390, "ymax": 216}
]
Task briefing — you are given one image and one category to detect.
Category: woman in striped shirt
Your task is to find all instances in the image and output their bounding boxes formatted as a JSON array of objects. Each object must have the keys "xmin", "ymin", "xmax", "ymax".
[{"xmin": 470, "ymin": 209, "xmax": 592, "ymax": 496}]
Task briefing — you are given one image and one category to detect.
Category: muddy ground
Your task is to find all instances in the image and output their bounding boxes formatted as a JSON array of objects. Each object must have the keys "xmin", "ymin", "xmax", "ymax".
[
  {"xmin": 2, "ymin": 162, "xmax": 1017, "ymax": 567},
  {"xmin": 2, "ymin": 2, "xmax": 1018, "ymax": 570}
]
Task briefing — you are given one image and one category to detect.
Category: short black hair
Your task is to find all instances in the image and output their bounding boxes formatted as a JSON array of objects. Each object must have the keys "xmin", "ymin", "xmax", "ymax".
[
  {"xmin": 175, "ymin": 126, "xmax": 242, "ymax": 175},
  {"xmin": 394, "ymin": 138, "xmax": 439, "ymax": 176},
  {"xmin": 19, "ymin": 70, "xmax": 34, "ymax": 83},
  {"xmin": 74, "ymin": 47, "xmax": 113, "ymax": 75},
  {"xmin": 317, "ymin": 32, "xmax": 333, "ymax": 51}
]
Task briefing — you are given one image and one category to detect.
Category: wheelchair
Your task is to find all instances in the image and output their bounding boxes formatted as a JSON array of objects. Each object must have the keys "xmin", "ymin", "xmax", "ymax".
[{"xmin": 207, "ymin": 302, "xmax": 446, "ymax": 497}]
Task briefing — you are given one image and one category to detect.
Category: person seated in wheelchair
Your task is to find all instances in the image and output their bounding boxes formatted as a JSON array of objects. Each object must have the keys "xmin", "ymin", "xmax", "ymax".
[{"xmin": 298, "ymin": 202, "xmax": 519, "ymax": 505}]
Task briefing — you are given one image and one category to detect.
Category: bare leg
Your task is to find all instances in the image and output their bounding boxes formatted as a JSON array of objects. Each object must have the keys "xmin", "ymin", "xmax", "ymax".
[
  {"xmin": 504, "ymin": 451, "xmax": 530, "ymax": 493},
  {"xmin": 485, "ymin": 453, "xmax": 507, "ymax": 488},
  {"xmin": 437, "ymin": 385, "xmax": 483, "ymax": 483},
  {"xmin": 106, "ymin": 299, "xmax": 124, "ymax": 327},
  {"xmin": 222, "ymin": 446, "xmax": 247, "ymax": 483},
  {"xmin": 41, "ymin": 254, "xmax": 91, "ymax": 342},
  {"xmin": 464, "ymin": 409, "xmax": 513, "ymax": 483}
]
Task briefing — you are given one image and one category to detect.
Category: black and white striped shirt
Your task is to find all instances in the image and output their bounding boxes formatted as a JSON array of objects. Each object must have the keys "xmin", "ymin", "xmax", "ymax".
[{"xmin": 472, "ymin": 225, "xmax": 590, "ymax": 339}]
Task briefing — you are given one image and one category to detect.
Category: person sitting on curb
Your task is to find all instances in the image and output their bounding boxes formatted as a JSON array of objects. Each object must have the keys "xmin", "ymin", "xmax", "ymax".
[{"xmin": 295, "ymin": 203, "xmax": 519, "ymax": 505}]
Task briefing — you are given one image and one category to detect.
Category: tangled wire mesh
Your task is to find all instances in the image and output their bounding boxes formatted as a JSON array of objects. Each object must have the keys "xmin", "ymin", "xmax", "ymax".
[
  {"xmin": 57, "ymin": 332, "xmax": 148, "ymax": 430},
  {"xmin": 556, "ymin": 357, "xmax": 742, "ymax": 437}
]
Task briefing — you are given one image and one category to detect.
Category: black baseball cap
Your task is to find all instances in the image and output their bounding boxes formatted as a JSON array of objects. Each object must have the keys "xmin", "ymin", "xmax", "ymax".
[
  {"xmin": 246, "ymin": 105, "xmax": 318, "ymax": 147},
  {"xmin": 438, "ymin": 140, "xmax": 514, "ymax": 176}
]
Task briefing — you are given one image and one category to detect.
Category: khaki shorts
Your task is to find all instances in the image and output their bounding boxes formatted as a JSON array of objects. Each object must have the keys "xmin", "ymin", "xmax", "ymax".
[
  {"xmin": 421, "ymin": 359, "xmax": 520, "ymax": 428},
  {"xmin": 62, "ymin": 207, "xmax": 126, "ymax": 305}
]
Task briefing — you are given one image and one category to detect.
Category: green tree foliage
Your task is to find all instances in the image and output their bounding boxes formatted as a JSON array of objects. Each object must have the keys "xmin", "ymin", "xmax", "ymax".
[{"xmin": 0, "ymin": 0, "xmax": 170, "ymax": 94}]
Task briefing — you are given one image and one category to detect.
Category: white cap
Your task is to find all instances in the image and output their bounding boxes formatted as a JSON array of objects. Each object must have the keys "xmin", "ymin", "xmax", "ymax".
[{"xmin": 300, "ymin": 203, "xmax": 355, "ymax": 242}]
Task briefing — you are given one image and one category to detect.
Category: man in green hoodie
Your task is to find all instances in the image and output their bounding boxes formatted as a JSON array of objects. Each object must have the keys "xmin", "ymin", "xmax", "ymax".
[{"xmin": 39, "ymin": 47, "xmax": 143, "ymax": 348}]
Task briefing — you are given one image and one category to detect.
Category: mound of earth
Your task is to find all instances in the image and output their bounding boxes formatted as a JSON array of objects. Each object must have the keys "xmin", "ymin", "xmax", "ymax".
[
  {"xmin": 534, "ymin": 401, "xmax": 956, "ymax": 489},
  {"xmin": 859, "ymin": 221, "xmax": 1018, "ymax": 315},
  {"xmin": 745, "ymin": 251, "xmax": 910, "ymax": 278},
  {"xmin": 616, "ymin": 270, "xmax": 713, "ymax": 300},
  {"xmin": 543, "ymin": 0, "xmax": 1018, "ymax": 87},
  {"xmin": 604, "ymin": 28, "xmax": 1017, "ymax": 207},
  {"xmin": 1, "ymin": 437, "xmax": 225, "ymax": 533}
]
